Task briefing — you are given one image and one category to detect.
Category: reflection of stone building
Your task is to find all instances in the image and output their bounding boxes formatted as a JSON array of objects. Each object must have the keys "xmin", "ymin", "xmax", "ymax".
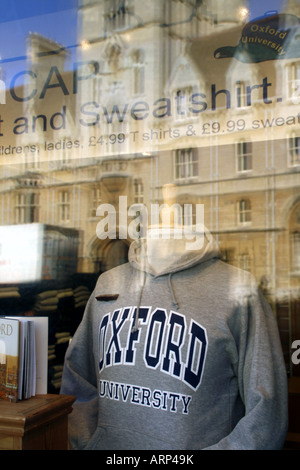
[{"xmin": 0, "ymin": 0, "xmax": 300, "ymax": 376}]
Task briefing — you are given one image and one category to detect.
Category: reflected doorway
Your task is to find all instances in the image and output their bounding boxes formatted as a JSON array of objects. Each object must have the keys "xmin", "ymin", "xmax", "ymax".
[{"xmin": 93, "ymin": 238, "xmax": 130, "ymax": 274}]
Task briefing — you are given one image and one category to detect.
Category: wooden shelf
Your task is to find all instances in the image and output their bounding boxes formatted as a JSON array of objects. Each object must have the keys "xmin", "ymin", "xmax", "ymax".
[
  {"xmin": 0, "ymin": 394, "xmax": 75, "ymax": 450},
  {"xmin": 284, "ymin": 377, "xmax": 300, "ymax": 450}
]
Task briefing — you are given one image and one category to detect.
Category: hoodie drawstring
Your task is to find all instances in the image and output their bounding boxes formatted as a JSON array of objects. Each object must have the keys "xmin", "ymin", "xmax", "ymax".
[
  {"xmin": 168, "ymin": 273, "xmax": 179, "ymax": 309},
  {"xmin": 131, "ymin": 269, "xmax": 146, "ymax": 333},
  {"xmin": 131, "ymin": 271, "xmax": 179, "ymax": 333}
]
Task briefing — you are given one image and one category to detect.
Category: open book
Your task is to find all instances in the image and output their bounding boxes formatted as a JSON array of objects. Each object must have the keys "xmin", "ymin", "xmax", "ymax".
[{"xmin": 0, "ymin": 316, "xmax": 48, "ymax": 402}]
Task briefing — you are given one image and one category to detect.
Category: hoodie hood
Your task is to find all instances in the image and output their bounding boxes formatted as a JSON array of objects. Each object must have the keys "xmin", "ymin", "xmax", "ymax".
[
  {"xmin": 128, "ymin": 226, "xmax": 220, "ymax": 278},
  {"xmin": 127, "ymin": 227, "xmax": 220, "ymax": 331}
]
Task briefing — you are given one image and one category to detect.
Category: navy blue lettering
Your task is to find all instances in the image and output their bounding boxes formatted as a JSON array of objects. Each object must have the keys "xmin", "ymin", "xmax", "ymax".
[
  {"xmin": 162, "ymin": 312, "xmax": 185, "ymax": 378},
  {"xmin": 120, "ymin": 384, "xmax": 131, "ymax": 401},
  {"xmin": 125, "ymin": 307, "xmax": 150, "ymax": 364},
  {"xmin": 99, "ymin": 379, "xmax": 106, "ymax": 397},
  {"xmin": 169, "ymin": 392, "xmax": 181, "ymax": 412},
  {"xmin": 184, "ymin": 321, "xmax": 208, "ymax": 390},
  {"xmin": 106, "ymin": 308, "xmax": 130, "ymax": 366},
  {"xmin": 131, "ymin": 386, "xmax": 140, "ymax": 404},
  {"xmin": 152, "ymin": 390, "xmax": 162, "ymax": 408},
  {"xmin": 145, "ymin": 308, "xmax": 167, "ymax": 368},
  {"xmin": 141, "ymin": 387, "xmax": 151, "ymax": 406},
  {"xmin": 98, "ymin": 306, "xmax": 208, "ymax": 393},
  {"xmin": 99, "ymin": 313, "xmax": 109, "ymax": 371}
]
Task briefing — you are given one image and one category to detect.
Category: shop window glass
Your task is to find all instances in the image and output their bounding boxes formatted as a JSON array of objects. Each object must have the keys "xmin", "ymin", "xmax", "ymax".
[{"xmin": 1, "ymin": 0, "xmax": 300, "ymax": 405}]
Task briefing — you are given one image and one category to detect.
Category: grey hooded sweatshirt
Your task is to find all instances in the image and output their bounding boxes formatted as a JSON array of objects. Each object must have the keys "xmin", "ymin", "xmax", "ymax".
[{"xmin": 60, "ymin": 234, "xmax": 288, "ymax": 450}]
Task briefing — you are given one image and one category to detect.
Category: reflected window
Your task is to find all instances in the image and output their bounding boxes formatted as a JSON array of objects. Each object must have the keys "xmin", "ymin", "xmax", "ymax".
[
  {"xmin": 90, "ymin": 186, "xmax": 102, "ymax": 218},
  {"xmin": 105, "ymin": 240, "xmax": 129, "ymax": 271},
  {"xmin": 174, "ymin": 148, "xmax": 198, "ymax": 181},
  {"xmin": 238, "ymin": 199, "xmax": 251, "ymax": 225},
  {"xmin": 105, "ymin": 0, "xmax": 134, "ymax": 31},
  {"xmin": 238, "ymin": 252, "xmax": 251, "ymax": 272},
  {"xmin": 173, "ymin": 87, "xmax": 196, "ymax": 121},
  {"xmin": 58, "ymin": 190, "xmax": 70, "ymax": 223},
  {"xmin": 24, "ymin": 151, "xmax": 40, "ymax": 170},
  {"xmin": 182, "ymin": 203, "xmax": 196, "ymax": 227},
  {"xmin": 236, "ymin": 141, "xmax": 252, "ymax": 172},
  {"xmin": 132, "ymin": 50, "xmax": 145, "ymax": 96},
  {"xmin": 95, "ymin": 239, "xmax": 129, "ymax": 273},
  {"xmin": 286, "ymin": 61, "xmax": 300, "ymax": 103},
  {"xmin": 235, "ymin": 80, "xmax": 247, "ymax": 108},
  {"xmin": 288, "ymin": 135, "xmax": 300, "ymax": 166},
  {"xmin": 15, "ymin": 193, "xmax": 40, "ymax": 224},
  {"xmin": 292, "ymin": 231, "xmax": 300, "ymax": 274},
  {"xmin": 133, "ymin": 178, "xmax": 144, "ymax": 203}
]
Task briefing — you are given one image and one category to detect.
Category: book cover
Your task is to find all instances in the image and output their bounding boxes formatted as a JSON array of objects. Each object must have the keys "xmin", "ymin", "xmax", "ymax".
[
  {"xmin": 0, "ymin": 318, "xmax": 20, "ymax": 402},
  {"xmin": 0, "ymin": 316, "xmax": 48, "ymax": 401}
]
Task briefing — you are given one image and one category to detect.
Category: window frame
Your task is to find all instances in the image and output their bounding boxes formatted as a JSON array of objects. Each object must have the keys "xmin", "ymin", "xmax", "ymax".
[
  {"xmin": 174, "ymin": 148, "xmax": 198, "ymax": 182},
  {"xmin": 237, "ymin": 198, "xmax": 252, "ymax": 226},
  {"xmin": 236, "ymin": 141, "xmax": 253, "ymax": 173}
]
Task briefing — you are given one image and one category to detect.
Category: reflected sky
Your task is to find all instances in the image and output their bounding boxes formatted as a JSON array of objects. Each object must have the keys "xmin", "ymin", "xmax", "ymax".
[
  {"xmin": 248, "ymin": 0, "xmax": 284, "ymax": 19},
  {"xmin": 0, "ymin": 0, "xmax": 287, "ymax": 83},
  {"xmin": 0, "ymin": 0, "xmax": 79, "ymax": 82}
]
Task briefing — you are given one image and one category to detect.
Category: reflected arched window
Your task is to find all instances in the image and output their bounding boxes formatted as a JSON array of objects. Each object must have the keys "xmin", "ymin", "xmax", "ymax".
[{"xmin": 95, "ymin": 239, "xmax": 129, "ymax": 273}]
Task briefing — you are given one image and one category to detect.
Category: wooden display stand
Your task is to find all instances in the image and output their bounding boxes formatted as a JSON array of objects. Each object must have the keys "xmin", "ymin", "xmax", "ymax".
[
  {"xmin": 0, "ymin": 394, "xmax": 75, "ymax": 450},
  {"xmin": 285, "ymin": 376, "xmax": 300, "ymax": 450}
]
